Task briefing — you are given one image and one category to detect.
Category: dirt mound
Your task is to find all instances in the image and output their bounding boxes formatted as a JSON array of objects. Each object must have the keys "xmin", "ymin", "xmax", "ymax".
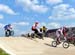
[{"xmin": 0, "ymin": 37, "xmax": 75, "ymax": 55}]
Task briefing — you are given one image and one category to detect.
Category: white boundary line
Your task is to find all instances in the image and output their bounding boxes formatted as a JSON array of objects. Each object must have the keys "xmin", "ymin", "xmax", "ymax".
[{"xmin": 0, "ymin": 44, "xmax": 16, "ymax": 55}]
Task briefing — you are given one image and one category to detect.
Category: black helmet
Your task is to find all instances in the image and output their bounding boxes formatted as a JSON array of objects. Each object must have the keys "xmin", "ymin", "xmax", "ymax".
[{"xmin": 8, "ymin": 24, "xmax": 11, "ymax": 26}]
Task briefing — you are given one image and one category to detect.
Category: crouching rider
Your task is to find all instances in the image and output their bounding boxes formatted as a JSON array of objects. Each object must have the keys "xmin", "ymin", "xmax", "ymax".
[
  {"xmin": 4, "ymin": 24, "xmax": 12, "ymax": 37},
  {"xmin": 56, "ymin": 27, "xmax": 68, "ymax": 43}
]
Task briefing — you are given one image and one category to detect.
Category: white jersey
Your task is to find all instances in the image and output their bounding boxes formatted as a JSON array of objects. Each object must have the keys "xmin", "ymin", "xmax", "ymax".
[
  {"xmin": 56, "ymin": 28, "xmax": 63, "ymax": 37},
  {"xmin": 32, "ymin": 24, "xmax": 37, "ymax": 29}
]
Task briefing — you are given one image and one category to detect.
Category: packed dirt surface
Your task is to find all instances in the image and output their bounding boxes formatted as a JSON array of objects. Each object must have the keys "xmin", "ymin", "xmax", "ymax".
[{"xmin": 0, "ymin": 37, "xmax": 75, "ymax": 55}]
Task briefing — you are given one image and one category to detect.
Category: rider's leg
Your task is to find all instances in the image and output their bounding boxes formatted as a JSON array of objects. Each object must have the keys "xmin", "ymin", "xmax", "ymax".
[
  {"xmin": 58, "ymin": 37, "xmax": 61, "ymax": 43},
  {"xmin": 33, "ymin": 29, "xmax": 38, "ymax": 38},
  {"xmin": 56, "ymin": 33, "xmax": 61, "ymax": 43},
  {"xmin": 35, "ymin": 29, "xmax": 39, "ymax": 34},
  {"xmin": 63, "ymin": 33, "xmax": 67, "ymax": 41},
  {"xmin": 5, "ymin": 30, "xmax": 10, "ymax": 37},
  {"xmin": 8, "ymin": 30, "xmax": 11, "ymax": 36},
  {"xmin": 37, "ymin": 33, "xmax": 44, "ymax": 40},
  {"xmin": 64, "ymin": 36, "xmax": 67, "ymax": 41},
  {"xmin": 40, "ymin": 33, "xmax": 44, "ymax": 40},
  {"xmin": 5, "ymin": 30, "xmax": 7, "ymax": 37}
]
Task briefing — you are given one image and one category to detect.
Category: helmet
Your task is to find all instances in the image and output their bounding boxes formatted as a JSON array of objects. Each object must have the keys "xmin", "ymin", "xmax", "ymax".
[
  {"xmin": 35, "ymin": 22, "xmax": 38, "ymax": 24},
  {"xmin": 8, "ymin": 24, "xmax": 11, "ymax": 26},
  {"xmin": 63, "ymin": 26, "xmax": 67, "ymax": 29},
  {"xmin": 43, "ymin": 26, "xmax": 45, "ymax": 28}
]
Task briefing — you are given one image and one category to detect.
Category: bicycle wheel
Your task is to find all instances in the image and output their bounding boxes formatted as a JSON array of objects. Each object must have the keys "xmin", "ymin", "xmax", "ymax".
[
  {"xmin": 62, "ymin": 41, "xmax": 69, "ymax": 49},
  {"xmin": 11, "ymin": 31, "xmax": 14, "ymax": 36},
  {"xmin": 52, "ymin": 41, "xmax": 57, "ymax": 47}
]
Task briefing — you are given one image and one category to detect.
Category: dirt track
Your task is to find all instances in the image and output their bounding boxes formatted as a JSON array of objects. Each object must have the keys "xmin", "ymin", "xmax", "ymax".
[{"xmin": 0, "ymin": 37, "xmax": 75, "ymax": 55}]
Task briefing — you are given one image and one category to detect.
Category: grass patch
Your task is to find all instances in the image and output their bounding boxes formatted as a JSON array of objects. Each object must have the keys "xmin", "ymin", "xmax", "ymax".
[{"xmin": 0, "ymin": 48, "xmax": 9, "ymax": 55}]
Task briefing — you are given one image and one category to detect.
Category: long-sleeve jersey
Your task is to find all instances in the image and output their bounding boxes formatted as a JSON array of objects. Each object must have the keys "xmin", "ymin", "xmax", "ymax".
[{"xmin": 4, "ymin": 25, "xmax": 12, "ymax": 30}]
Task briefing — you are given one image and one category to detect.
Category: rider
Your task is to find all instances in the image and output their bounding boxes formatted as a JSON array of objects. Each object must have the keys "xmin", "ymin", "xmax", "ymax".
[
  {"xmin": 56, "ymin": 27, "xmax": 63, "ymax": 43},
  {"xmin": 42, "ymin": 26, "xmax": 47, "ymax": 33},
  {"xmin": 32, "ymin": 22, "xmax": 39, "ymax": 34},
  {"xmin": 41, "ymin": 26, "xmax": 47, "ymax": 37},
  {"xmin": 62, "ymin": 27, "xmax": 68, "ymax": 41},
  {"xmin": 4, "ymin": 24, "xmax": 12, "ymax": 37},
  {"xmin": 32, "ymin": 22, "xmax": 43, "ymax": 40},
  {"xmin": 56, "ymin": 27, "xmax": 68, "ymax": 43}
]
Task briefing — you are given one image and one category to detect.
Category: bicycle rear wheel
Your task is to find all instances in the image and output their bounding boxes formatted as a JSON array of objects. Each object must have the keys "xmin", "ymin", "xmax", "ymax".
[{"xmin": 52, "ymin": 41, "xmax": 57, "ymax": 47}]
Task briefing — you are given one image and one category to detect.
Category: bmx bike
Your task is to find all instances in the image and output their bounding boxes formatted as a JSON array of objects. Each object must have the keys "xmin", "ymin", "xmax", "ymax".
[{"xmin": 5, "ymin": 30, "xmax": 14, "ymax": 37}]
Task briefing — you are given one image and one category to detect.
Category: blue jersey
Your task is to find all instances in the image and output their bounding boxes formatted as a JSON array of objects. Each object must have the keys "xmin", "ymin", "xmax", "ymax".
[
  {"xmin": 4, "ymin": 25, "xmax": 11, "ymax": 30},
  {"xmin": 4, "ymin": 25, "xmax": 8, "ymax": 30}
]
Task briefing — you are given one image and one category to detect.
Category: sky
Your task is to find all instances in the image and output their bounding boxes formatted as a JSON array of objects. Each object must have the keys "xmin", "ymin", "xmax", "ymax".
[{"xmin": 0, "ymin": 0, "xmax": 75, "ymax": 36}]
